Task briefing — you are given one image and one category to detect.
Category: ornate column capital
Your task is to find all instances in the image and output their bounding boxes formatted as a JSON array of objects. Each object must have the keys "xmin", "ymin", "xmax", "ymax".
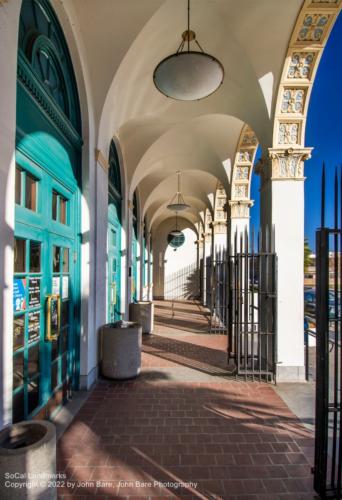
[
  {"xmin": 209, "ymin": 221, "xmax": 227, "ymax": 234},
  {"xmin": 268, "ymin": 147, "xmax": 312, "ymax": 181},
  {"xmin": 228, "ymin": 200, "xmax": 254, "ymax": 219},
  {"xmin": 201, "ymin": 232, "xmax": 211, "ymax": 243}
]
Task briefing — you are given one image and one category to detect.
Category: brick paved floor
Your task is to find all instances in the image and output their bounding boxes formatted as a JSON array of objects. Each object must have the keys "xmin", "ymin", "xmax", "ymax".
[{"xmin": 57, "ymin": 301, "xmax": 316, "ymax": 499}]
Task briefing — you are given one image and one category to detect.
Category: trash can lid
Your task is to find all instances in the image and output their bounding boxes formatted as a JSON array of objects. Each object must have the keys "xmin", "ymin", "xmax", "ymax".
[{"xmin": 109, "ymin": 320, "xmax": 140, "ymax": 328}]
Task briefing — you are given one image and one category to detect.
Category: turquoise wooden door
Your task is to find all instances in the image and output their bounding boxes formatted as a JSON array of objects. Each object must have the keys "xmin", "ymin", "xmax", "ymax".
[
  {"xmin": 13, "ymin": 0, "xmax": 82, "ymax": 422},
  {"xmin": 132, "ymin": 192, "xmax": 138, "ymax": 301},
  {"xmin": 107, "ymin": 217, "xmax": 121, "ymax": 322},
  {"xmin": 13, "ymin": 160, "xmax": 79, "ymax": 422},
  {"xmin": 107, "ymin": 140, "xmax": 122, "ymax": 322},
  {"xmin": 132, "ymin": 225, "xmax": 138, "ymax": 302}
]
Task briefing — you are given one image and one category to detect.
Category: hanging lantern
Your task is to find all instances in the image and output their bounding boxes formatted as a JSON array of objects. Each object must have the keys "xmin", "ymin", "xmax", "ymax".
[
  {"xmin": 167, "ymin": 213, "xmax": 185, "ymax": 248},
  {"xmin": 153, "ymin": 0, "xmax": 224, "ymax": 101}
]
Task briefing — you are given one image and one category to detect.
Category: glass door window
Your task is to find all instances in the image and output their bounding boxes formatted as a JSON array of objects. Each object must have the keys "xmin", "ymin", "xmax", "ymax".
[
  {"xmin": 107, "ymin": 223, "xmax": 121, "ymax": 323},
  {"xmin": 51, "ymin": 245, "xmax": 71, "ymax": 394},
  {"xmin": 13, "ymin": 237, "xmax": 42, "ymax": 421}
]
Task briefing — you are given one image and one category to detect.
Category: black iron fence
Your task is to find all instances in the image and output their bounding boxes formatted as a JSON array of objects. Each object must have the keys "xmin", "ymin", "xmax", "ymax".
[
  {"xmin": 208, "ymin": 230, "xmax": 277, "ymax": 382},
  {"xmin": 314, "ymin": 165, "xmax": 342, "ymax": 499}
]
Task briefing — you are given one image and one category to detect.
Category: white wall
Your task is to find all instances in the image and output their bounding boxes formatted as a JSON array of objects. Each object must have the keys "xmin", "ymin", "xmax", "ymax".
[
  {"xmin": 164, "ymin": 228, "xmax": 198, "ymax": 300},
  {"xmin": 153, "ymin": 220, "xmax": 198, "ymax": 300}
]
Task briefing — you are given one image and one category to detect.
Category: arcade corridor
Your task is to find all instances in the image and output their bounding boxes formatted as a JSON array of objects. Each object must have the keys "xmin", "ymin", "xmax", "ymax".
[
  {"xmin": 56, "ymin": 301, "xmax": 315, "ymax": 499},
  {"xmin": 1, "ymin": 0, "xmax": 341, "ymax": 497}
]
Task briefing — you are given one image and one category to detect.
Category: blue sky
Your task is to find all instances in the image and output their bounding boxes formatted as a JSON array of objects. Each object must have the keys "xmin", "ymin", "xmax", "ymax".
[{"xmin": 250, "ymin": 12, "xmax": 342, "ymax": 251}]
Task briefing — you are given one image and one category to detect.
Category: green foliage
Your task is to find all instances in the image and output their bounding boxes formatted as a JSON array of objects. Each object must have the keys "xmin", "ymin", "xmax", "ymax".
[{"xmin": 304, "ymin": 237, "xmax": 313, "ymax": 272}]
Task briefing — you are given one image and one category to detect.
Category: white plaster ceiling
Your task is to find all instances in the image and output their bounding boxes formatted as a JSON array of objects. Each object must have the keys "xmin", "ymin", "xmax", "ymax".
[{"xmin": 70, "ymin": 0, "xmax": 303, "ymax": 231}]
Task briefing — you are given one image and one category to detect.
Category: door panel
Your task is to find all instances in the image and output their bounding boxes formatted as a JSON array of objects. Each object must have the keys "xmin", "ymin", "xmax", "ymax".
[
  {"xmin": 13, "ymin": 161, "xmax": 78, "ymax": 421},
  {"xmin": 107, "ymin": 220, "xmax": 121, "ymax": 322}
]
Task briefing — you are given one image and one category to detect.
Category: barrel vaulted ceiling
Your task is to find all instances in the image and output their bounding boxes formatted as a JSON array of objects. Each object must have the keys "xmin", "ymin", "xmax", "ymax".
[{"xmin": 65, "ymin": 0, "xmax": 304, "ymax": 231}]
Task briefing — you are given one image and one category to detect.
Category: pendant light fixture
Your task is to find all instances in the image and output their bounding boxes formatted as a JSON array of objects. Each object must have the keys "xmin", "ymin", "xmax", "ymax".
[
  {"xmin": 153, "ymin": 0, "xmax": 224, "ymax": 101},
  {"xmin": 167, "ymin": 213, "xmax": 185, "ymax": 249},
  {"xmin": 167, "ymin": 171, "xmax": 190, "ymax": 212}
]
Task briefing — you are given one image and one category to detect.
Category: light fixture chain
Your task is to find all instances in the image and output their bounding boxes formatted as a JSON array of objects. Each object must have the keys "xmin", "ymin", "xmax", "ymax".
[{"xmin": 187, "ymin": 0, "xmax": 190, "ymax": 52}]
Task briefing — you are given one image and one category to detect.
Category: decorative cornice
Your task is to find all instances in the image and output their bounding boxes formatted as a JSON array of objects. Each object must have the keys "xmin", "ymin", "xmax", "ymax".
[
  {"xmin": 17, "ymin": 52, "xmax": 83, "ymax": 150},
  {"xmin": 95, "ymin": 149, "xmax": 109, "ymax": 172}
]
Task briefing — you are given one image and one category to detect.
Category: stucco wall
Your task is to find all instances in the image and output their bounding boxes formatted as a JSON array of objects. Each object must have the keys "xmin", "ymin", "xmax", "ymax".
[{"xmin": 153, "ymin": 220, "xmax": 198, "ymax": 300}]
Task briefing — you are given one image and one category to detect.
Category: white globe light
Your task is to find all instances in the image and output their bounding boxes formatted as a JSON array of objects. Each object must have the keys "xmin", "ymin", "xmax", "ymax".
[
  {"xmin": 153, "ymin": 51, "xmax": 224, "ymax": 101},
  {"xmin": 167, "ymin": 202, "xmax": 190, "ymax": 211}
]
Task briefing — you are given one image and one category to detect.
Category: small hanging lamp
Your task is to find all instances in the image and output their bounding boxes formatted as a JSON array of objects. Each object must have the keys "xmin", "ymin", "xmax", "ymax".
[
  {"xmin": 153, "ymin": 0, "xmax": 224, "ymax": 101},
  {"xmin": 167, "ymin": 171, "xmax": 190, "ymax": 212},
  {"xmin": 167, "ymin": 213, "xmax": 185, "ymax": 249}
]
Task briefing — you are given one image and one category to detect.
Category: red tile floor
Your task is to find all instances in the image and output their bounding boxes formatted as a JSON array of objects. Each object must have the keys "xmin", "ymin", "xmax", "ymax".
[{"xmin": 57, "ymin": 301, "xmax": 315, "ymax": 499}]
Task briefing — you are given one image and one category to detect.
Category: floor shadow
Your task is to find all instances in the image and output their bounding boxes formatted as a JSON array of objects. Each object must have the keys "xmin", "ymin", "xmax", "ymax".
[
  {"xmin": 142, "ymin": 334, "xmax": 230, "ymax": 376},
  {"xmin": 57, "ymin": 380, "xmax": 316, "ymax": 499},
  {"xmin": 154, "ymin": 311, "xmax": 211, "ymax": 331}
]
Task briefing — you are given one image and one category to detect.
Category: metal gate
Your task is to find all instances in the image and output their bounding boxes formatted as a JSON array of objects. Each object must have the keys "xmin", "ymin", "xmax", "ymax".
[
  {"xmin": 209, "ymin": 231, "xmax": 278, "ymax": 382},
  {"xmin": 314, "ymin": 166, "xmax": 342, "ymax": 499},
  {"xmin": 209, "ymin": 247, "xmax": 228, "ymax": 334}
]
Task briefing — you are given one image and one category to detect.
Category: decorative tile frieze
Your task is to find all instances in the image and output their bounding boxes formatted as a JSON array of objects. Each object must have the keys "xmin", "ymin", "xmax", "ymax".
[
  {"xmin": 237, "ymin": 149, "xmax": 253, "ymax": 162},
  {"xmin": 297, "ymin": 14, "xmax": 330, "ymax": 42},
  {"xmin": 216, "ymin": 197, "xmax": 226, "ymax": 209},
  {"xmin": 278, "ymin": 122, "xmax": 300, "ymax": 145},
  {"xmin": 235, "ymin": 166, "xmax": 249, "ymax": 180},
  {"xmin": 241, "ymin": 131, "xmax": 258, "ymax": 147},
  {"xmin": 234, "ymin": 184, "xmax": 248, "ymax": 199},
  {"xmin": 287, "ymin": 52, "xmax": 315, "ymax": 79},
  {"xmin": 281, "ymin": 88, "xmax": 306, "ymax": 114},
  {"xmin": 216, "ymin": 210, "xmax": 227, "ymax": 221},
  {"xmin": 269, "ymin": 147, "xmax": 312, "ymax": 180}
]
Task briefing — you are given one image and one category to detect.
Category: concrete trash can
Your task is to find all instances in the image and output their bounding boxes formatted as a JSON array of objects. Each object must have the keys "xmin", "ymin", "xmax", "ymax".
[
  {"xmin": 0, "ymin": 420, "xmax": 56, "ymax": 499},
  {"xmin": 101, "ymin": 321, "xmax": 142, "ymax": 379},
  {"xmin": 129, "ymin": 301, "xmax": 154, "ymax": 334}
]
